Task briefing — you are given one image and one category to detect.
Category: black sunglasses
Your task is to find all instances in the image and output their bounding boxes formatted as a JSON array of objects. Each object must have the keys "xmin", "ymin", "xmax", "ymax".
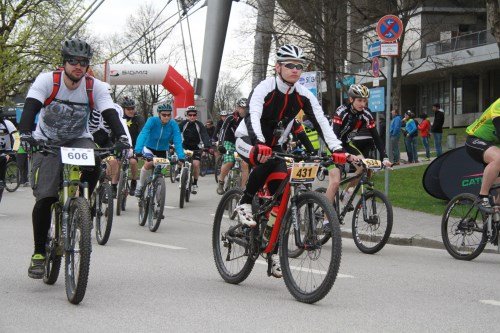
[
  {"xmin": 65, "ymin": 58, "xmax": 90, "ymax": 67},
  {"xmin": 281, "ymin": 62, "xmax": 304, "ymax": 70},
  {"xmin": 160, "ymin": 113, "xmax": 172, "ymax": 118},
  {"xmin": 187, "ymin": 113, "xmax": 197, "ymax": 117}
]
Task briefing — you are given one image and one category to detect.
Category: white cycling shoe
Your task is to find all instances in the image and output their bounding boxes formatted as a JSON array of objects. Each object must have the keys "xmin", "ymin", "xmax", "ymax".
[
  {"xmin": 270, "ymin": 254, "xmax": 282, "ymax": 278},
  {"xmin": 234, "ymin": 203, "xmax": 256, "ymax": 227}
]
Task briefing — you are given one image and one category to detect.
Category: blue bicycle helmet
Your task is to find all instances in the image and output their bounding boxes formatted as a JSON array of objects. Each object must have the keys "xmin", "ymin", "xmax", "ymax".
[{"xmin": 157, "ymin": 103, "xmax": 173, "ymax": 112}]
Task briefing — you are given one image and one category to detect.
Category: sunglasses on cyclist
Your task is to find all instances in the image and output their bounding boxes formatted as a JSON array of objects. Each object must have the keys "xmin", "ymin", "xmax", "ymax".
[
  {"xmin": 187, "ymin": 113, "xmax": 197, "ymax": 117},
  {"xmin": 65, "ymin": 58, "xmax": 90, "ymax": 67},
  {"xmin": 160, "ymin": 113, "xmax": 172, "ymax": 118},
  {"xmin": 281, "ymin": 62, "xmax": 304, "ymax": 70}
]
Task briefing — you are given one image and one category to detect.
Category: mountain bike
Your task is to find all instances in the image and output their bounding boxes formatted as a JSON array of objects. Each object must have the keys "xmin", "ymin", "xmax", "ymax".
[
  {"xmin": 91, "ymin": 153, "xmax": 115, "ymax": 245},
  {"xmin": 169, "ymin": 152, "xmax": 179, "ymax": 183},
  {"xmin": 223, "ymin": 152, "xmax": 242, "ymax": 191},
  {"xmin": 179, "ymin": 150, "xmax": 194, "ymax": 208},
  {"xmin": 39, "ymin": 143, "xmax": 114, "ymax": 304},
  {"xmin": 116, "ymin": 150, "xmax": 130, "ymax": 216},
  {"xmin": 213, "ymin": 152, "xmax": 341, "ymax": 304},
  {"xmin": 316, "ymin": 159, "xmax": 393, "ymax": 254},
  {"xmin": 441, "ymin": 184, "xmax": 500, "ymax": 260},
  {"xmin": 3, "ymin": 153, "xmax": 20, "ymax": 192},
  {"xmin": 137, "ymin": 156, "xmax": 168, "ymax": 232}
]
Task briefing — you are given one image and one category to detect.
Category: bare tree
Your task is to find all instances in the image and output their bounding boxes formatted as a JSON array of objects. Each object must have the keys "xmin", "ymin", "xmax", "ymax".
[
  {"xmin": 212, "ymin": 72, "xmax": 242, "ymax": 120},
  {"xmin": 251, "ymin": 0, "xmax": 276, "ymax": 88},
  {"xmin": 486, "ymin": 0, "xmax": 500, "ymax": 50}
]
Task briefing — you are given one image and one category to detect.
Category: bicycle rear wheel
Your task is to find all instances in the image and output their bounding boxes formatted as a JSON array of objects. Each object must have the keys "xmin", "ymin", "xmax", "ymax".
[
  {"xmin": 316, "ymin": 168, "xmax": 325, "ymax": 181},
  {"xmin": 95, "ymin": 183, "xmax": 114, "ymax": 245},
  {"xmin": 213, "ymin": 189, "xmax": 256, "ymax": 284},
  {"xmin": 44, "ymin": 203, "xmax": 62, "ymax": 285},
  {"xmin": 185, "ymin": 172, "xmax": 192, "ymax": 202},
  {"xmin": 148, "ymin": 177, "xmax": 166, "ymax": 232},
  {"xmin": 179, "ymin": 168, "xmax": 188, "ymax": 208},
  {"xmin": 5, "ymin": 160, "xmax": 20, "ymax": 192},
  {"xmin": 65, "ymin": 197, "xmax": 92, "ymax": 304},
  {"xmin": 352, "ymin": 190, "xmax": 393, "ymax": 254},
  {"xmin": 441, "ymin": 193, "xmax": 488, "ymax": 260},
  {"xmin": 280, "ymin": 191, "xmax": 342, "ymax": 304},
  {"xmin": 170, "ymin": 165, "xmax": 176, "ymax": 183}
]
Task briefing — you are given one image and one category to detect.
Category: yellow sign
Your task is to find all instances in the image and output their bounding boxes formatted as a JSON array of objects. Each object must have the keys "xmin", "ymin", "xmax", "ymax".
[
  {"xmin": 153, "ymin": 157, "xmax": 170, "ymax": 166},
  {"xmin": 290, "ymin": 163, "xmax": 319, "ymax": 183},
  {"xmin": 362, "ymin": 158, "xmax": 382, "ymax": 169}
]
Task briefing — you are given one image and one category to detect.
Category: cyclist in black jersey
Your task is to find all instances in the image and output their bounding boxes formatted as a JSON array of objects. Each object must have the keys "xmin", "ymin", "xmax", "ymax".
[
  {"xmin": 122, "ymin": 97, "xmax": 144, "ymax": 192},
  {"xmin": 233, "ymin": 44, "xmax": 353, "ymax": 278},
  {"xmin": 216, "ymin": 98, "xmax": 250, "ymax": 194},
  {"xmin": 324, "ymin": 84, "xmax": 392, "ymax": 207}
]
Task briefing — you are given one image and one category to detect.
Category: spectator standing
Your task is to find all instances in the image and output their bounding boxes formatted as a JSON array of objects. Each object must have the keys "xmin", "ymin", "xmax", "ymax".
[
  {"xmin": 418, "ymin": 113, "xmax": 431, "ymax": 161},
  {"xmin": 431, "ymin": 103, "xmax": 445, "ymax": 156},
  {"xmin": 403, "ymin": 111, "xmax": 418, "ymax": 163},
  {"xmin": 389, "ymin": 109, "xmax": 402, "ymax": 164}
]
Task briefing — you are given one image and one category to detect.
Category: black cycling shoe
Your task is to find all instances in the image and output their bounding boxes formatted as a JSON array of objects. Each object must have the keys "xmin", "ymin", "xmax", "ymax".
[
  {"xmin": 129, "ymin": 180, "xmax": 137, "ymax": 194},
  {"xmin": 28, "ymin": 254, "xmax": 45, "ymax": 279}
]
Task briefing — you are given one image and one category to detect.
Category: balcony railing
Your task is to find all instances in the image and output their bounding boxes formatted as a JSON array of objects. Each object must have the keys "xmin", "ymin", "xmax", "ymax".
[{"xmin": 424, "ymin": 29, "xmax": 496, "ymax": 57}]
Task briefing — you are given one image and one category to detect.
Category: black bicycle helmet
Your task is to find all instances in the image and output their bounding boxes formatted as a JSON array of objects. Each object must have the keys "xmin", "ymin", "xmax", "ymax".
[
  {"xmin": 61, "ymin": 38, "xmax": 93, "ymax": 59},
  {"xmin": 122, "ymin": 96, "xmax": 136, "ymax": 108}
]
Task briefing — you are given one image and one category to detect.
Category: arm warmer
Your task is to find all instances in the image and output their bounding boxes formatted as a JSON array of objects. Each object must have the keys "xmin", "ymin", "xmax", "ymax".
[
  {"xmin": 493, "ymin": 117, "xmax": 500, "ymax": 142},
  {"xmin": 102, "ymin": 108, "xmax": 126, "ymax": 138},
  {"xmin": 19, "ymin": 98, "xmax": 43, "ymax": 132},
  {"xmin": 369, "ymin": 127, "xmax": 388, "ymax": 159}
]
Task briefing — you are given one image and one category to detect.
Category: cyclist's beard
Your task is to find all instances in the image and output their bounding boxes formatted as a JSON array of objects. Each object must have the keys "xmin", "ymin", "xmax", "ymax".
[{"xmin": 64, "ymin": 68, "xmax": 86, "ymax": 84}]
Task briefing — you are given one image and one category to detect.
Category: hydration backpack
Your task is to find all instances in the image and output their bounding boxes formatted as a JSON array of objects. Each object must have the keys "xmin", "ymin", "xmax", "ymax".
[{"xmin": 43, "ymin": 68, "xmax": 95, "ymax": 110}]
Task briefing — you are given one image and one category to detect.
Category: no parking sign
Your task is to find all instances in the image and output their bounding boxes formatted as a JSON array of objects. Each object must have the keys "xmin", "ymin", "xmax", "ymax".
[{"xmin": 376, "ymin": 15, "xmax": 403, "ymax": 42}]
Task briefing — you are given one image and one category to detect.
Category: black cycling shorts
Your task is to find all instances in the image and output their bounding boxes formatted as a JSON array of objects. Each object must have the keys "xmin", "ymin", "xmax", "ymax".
[
  {"xmin": 465, "ymin": 135, "xmax": 493, "ymax": 166},
  {"xmin": 144, "ymin": 147, "xmax": 167, "ymax": 159},
  {"xmin": 184, "ymin": 146, "xmax": 202, "ymax": 161}
]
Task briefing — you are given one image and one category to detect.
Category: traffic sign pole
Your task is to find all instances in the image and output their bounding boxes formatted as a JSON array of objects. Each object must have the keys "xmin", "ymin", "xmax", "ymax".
[{"xmin": 384, "ymin": 57, "xmax": 393, "ymax": 196}]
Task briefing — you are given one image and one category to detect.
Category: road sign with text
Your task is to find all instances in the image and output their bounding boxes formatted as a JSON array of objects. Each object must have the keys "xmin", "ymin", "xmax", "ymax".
[{"xmin": 368, "ymin": 41, "xmax": 381, "ymax": 59}]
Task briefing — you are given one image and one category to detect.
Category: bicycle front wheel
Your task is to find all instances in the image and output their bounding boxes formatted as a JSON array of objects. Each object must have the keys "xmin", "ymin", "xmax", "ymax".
[
  {"xmin": 179, "ymin": 168, "xmax": 188, "ymax": 208},
  {"xmin": 116, "ymin": 169, "xmax": 128, "ymax": 216},
  {"xmin": 5, "ymin": 160, "xmax": 20, "ymax": 192},
  {"xmin": 352, "ymin": 190, "xmax": 393, "ymax": 254},
  {"xmin": 213, "ymin": 189, "xmax": 256, "ymax": 284},
  {"xmin": 317, "ymin": 168, "xmax": 325, "ymax": 181},
  {"xmin": 148, "ymin": 177, "xmax": 166, "ymax": 232},
  {"xmin": 138, "ymin": 188, "xmax": 148, "ymax": 226},
  {"xmin": 441, "ymin": 193, "xmax": 488, "ymax": 260},
  {"xmin": 280, "ymin": 191, "xmax": 342, "ymax": 304},
  {"xmin": 170, "ymin": 165, "xmax": 176, "ymax": 183},
  {"xmin": 214, "ymin": 157, "xmax": 222, "ymax": 183},
  {"xmin": 200, "ymin": 156, "xmax": 208, "ymax": 177},
  {"xmin": 65, "ymin": 197, "xmax": 92, "ymax": 304},
  {"xmin": 95, "ymin": 183, "xmax": 114, "ymax": 245},
  {"xmin": 44, "ymin": 203, "xmax": 62, "ymax": 285}
]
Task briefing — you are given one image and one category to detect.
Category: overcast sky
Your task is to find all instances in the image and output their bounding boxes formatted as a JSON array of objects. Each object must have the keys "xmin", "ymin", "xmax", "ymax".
[{"xmin": 86, "ymin": 0, "xmax": 255, "ymax": 95}]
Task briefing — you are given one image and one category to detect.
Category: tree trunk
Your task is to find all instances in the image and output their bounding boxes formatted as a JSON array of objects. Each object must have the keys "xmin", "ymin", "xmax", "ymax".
[
  {"xmin": 252, "ymin": 0, "xmax": 276, "ymax": 89},
  {"xmin": 486, "ymin": 0, "xmax": 500, "ymax": 51}
]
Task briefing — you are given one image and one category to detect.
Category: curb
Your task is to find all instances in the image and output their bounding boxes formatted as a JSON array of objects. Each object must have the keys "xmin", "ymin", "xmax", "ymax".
[{"xmin": 340, "ymin": 229, "xmax": 499, "ymax": 254}]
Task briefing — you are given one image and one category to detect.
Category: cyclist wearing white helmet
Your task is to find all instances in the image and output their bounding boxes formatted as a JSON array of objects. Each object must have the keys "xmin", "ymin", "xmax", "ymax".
[
  {"xmin": 233, "ymin": 44, "xmax": 351, "ymax": 278},
  {"xmin": 178, "ymin": 106, "xmax": 211, "ymax": 194},
  {"xmin": 323, "ymin": 84, "xmax": 391, "ymax": 221},
  {"xmin": 216, "ymin": 98, "xmax": 250, "ymax": 195}
]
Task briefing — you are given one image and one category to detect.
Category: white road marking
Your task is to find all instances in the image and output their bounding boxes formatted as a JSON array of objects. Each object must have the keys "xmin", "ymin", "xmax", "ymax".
[
  {"xmin": 0, "ymin": 214, "xmax": 7, "ymax": 217},
  {"xmin": 479, "ymin": 300, "xmax": 500, "ymax": 307},
  {"xmin": 255, "ymin": 260, "xmax": 354, "ymax": 278},
  {"xmin": 164, "ymin": 205, "xmax": 177, "ymax": 209},
  {"xmin": 120, "ymin": 239, "xmax": 186, "ymax": 250}
]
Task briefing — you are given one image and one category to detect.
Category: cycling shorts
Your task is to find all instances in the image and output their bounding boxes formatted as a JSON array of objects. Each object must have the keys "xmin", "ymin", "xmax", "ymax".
[
  {"xmin": 222, "ymin": 141, "xmax": 236, "ymax": 164},
  {"xmin": 143, "ymin": 147, "xmax": 167, "ymax": 159},
  {"xmin": 465, "ymin": 135, "xmax": 494, "ymax": 166},
  {"xmin": 183, "ymin": 145, "xmax": 202, "ymax": 161}
]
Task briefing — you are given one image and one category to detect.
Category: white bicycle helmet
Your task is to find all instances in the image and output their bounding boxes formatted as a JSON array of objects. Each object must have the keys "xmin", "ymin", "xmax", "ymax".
[
  {"xmin": 219, "ymin": 110, "xmax": 229, "ymax": 116},
  {"xmin": 347, "ymin": 84, "xmax": 370, "ymax": 98},
  {"xmin": 185, "ymin": 105, "xmax": 198, "ymax": 115},
  {"xmin": 276, "ymin": 44, "xmax": 305, "ymax": 63},
  {"xmin": 236, "ymin": 98, "xmax": 247, "ymax": 108}
]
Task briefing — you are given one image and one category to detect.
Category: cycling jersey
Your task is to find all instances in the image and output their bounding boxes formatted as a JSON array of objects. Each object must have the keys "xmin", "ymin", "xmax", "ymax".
[
  {"xmin": 124, "ymin": 114, "xmax": 145, "ymax": 147},
  {"xmin": 180, "ymin": 120, "xmax": 211, "ymax": 149},
  {"xmin": 235, "ymin": 75, "xmax": 342, "ymax": 152},
  {"xmin": 219, "ymin": 112, "xmax": 243, "ymax": 144},
  {"xmin": 135, "ymin": 116, "xmax": 185, "ymax": 159},
  {"xmin": 466, "ymin": 98, "xmax": 500, "ymax": 143},
  {"xmin": 333, "ymin": 104, "xmax": 387, "ymax": 158}
]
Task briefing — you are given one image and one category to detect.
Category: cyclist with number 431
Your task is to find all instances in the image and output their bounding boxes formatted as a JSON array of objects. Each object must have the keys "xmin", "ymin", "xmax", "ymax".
[
  {"xmin": 19, "ymin": 38, "xmax": 129, "ymax": 279},
  {"xmin": 234, "ymin": 44, "xmax": 353, "ymax": 278}
]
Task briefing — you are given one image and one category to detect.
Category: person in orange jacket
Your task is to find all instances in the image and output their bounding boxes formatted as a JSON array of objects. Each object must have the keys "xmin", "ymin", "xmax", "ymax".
[{"xmin": 418, "ymin": 113, "xmax": 431, "ymax": 161}]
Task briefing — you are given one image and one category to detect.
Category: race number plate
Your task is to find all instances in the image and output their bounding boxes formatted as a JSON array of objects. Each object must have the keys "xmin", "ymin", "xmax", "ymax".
[
  {"xmin": 362, "ymin": 158, "xmax": 382, "ymax": 169},
  {"xmin": 290, "ymin": 162, "xmax": 319, "ymax": 183},
  {"xmin": 153, "ymin": 157, "xmax": 170, "ymax": 166},
  {"xmin": 184, "ymin": 150, "xmax": 193, "ymax": 157},
  {"xmin": 61, "ymin": 147, "xmax": 95, "ymax": 166}
]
